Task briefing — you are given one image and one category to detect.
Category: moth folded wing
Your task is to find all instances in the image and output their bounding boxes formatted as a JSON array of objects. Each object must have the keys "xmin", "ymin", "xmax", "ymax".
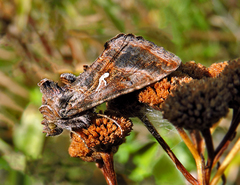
[{"xmin": 61, "ymin": 34, "xmax": 182, "ymax": 117}]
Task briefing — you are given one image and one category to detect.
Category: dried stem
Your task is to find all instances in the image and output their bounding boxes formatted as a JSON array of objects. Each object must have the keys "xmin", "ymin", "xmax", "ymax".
[
  {"xmin": 96, "ymin": 152, "xmax": 117, "ymax": 185},
  {"xmin": 210, "ymin": 138, "xmax": 240, "ymax": 185},
  {"xmin": 201, "ymin": 129, "xmax": 214, "ymax": 184},
  {"xmin": 190, "ymin": 130, "xmax": 205, "ymax": 155},
  {"xmin": 176, "ymin": 127, "xmax": 205, "ymax": 185},
  {"xmin": 214, "ymin": 107, "xmax": 240, "ymax": 166},
  {"xmin": 137, "ymin": 113, "xmax": 199, "ymax": 185}
]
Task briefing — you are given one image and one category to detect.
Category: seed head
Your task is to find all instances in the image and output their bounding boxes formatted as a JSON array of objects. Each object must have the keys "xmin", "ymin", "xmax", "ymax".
[
  {"xmin": 161, "ymin": 77, "xmax": 231, "ymax": 130},
  {"xmin": 221, "ymin": 59, "xmax": 240, "ymax": 107},
  {"xmin": 138, "ymin": 71, "xmax": 193, "ymax": 110},
  {"xmin": 68, "ymin": 115, "xmax": 133, "ymax": 162},
  {"xmin": 208, "ymin": 61, "xmax": 229, "ymax": 77}
]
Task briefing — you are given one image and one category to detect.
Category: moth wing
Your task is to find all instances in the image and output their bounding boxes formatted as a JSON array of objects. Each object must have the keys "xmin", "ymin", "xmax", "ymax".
[{"xmin": 63, "ymin": 34, "xmax": 181, "ymax": 117}]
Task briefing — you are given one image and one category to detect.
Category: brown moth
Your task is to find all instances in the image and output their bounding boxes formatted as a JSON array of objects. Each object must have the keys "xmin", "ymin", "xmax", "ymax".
[{"xmin": 38, "ymin": 33, "xmax": 181, "ymax": 136}]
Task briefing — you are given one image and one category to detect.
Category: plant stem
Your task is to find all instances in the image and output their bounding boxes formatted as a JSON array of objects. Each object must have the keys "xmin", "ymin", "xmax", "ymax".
[
  {"xmin": 214, "ymin": 107, "xmax": 240, "ymax": 166},
  {"xmin": 176, "ymin": 127, "xmax": 205, "ymax": 185},
  {"xmin": 210, "ymin": 138, "xmax": 240, "ymax": 185},
  {"xmin": 138, "ymin": 113, "xmax": 199, "ymax": 185},
  {"xmin": 201, "ymin": 129, "xmax": 214, "ymax": 184},
  {"xmin": 190, "ymin": 130, "xmax": 205, "ymax": 155},
  {"xmin": 96, "ymin": 152, "xmax": 117, "ymax": 185}
]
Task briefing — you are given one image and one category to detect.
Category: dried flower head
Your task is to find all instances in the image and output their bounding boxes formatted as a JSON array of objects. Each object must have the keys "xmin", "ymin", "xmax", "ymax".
[
  {"xmin": 138, "ymin": 71, "xmax": 193, "ymax": 110},
  {"xmin": 208, "ymin": 61, "xmax": 229, "ymax": 77},
  {"xmin": 220, "ymin": 59, "xmax": 240, "ymax": 107},
  {"xmin": 161, "ymin": 77, "xmax": 231, "ymax": 130},
  {"xmin": 178, "ymin": 61, "xmax": 211, "ymax": 79},
  {"xmin": 68, "ymin": 115, "xmax": 133, "ymax": 162}
]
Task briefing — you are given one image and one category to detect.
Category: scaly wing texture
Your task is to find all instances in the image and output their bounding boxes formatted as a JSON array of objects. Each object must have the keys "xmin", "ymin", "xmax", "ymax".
[{"xmin": 61, "ymin": 33, "xmax": 181, "ymax": 117}]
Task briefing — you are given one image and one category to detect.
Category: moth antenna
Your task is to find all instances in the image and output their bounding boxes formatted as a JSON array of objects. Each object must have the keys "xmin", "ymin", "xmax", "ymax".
[{"xmin": 97, "ymin": 113, "xmax": 123, "ymax": 135}]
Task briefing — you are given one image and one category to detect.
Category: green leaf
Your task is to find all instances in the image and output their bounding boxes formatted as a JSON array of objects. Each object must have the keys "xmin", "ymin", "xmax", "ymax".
[
  {"xmin": 13, "ymin": 104, "xmax": 45, "ymax": 159},
  {"xmin": 153, "ymin": 155, "xmax": 185, "ymax": 185},
  {"xmin": 129, "ymin": 143, "xmax": 159, "ymax": 181},
  {"xmin": 0, "ymin": 157, "xmax": 11, "ymax": 170}
]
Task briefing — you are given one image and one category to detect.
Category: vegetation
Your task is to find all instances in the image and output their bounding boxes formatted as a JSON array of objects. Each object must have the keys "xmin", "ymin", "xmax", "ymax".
[{"xmin": 0, "ymin": 0, "xmax": 239, "ymax": 184}]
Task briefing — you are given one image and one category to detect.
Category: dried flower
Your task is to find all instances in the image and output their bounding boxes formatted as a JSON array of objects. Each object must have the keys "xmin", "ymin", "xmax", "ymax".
[
  {"xmin": 208, "ymin": 61, "xmax": 229, "ymax": 77},
  {"xmin": 220, "ymin": 59, "xmax": 240, "ymax": 107},
  {"xmin": 68, "ymin": 115, "xmax": 133, "ymax": 162},
  {"xmin": 138, "ymin": 71, "xmax": 193, "ymax": 110},
  {"xmin": 161, "ymin": 77, "xmax": 231, "ymax": 130},
  {"xmin": 178, "ymin": 61, "xmax": 210, "ymax": 79}
]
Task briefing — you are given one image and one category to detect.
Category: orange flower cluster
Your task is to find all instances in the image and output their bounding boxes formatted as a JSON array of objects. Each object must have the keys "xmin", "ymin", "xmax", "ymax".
[
  {"xmin": 68, "ymin": 115, "xmax": 133, "ymax": 162},
  {"xmin": 138, "ymin": 71, "xmax": 193, "ymax": 110}
]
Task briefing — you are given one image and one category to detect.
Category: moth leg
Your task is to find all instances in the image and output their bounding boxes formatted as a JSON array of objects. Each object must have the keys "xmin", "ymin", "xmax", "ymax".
[{"xmin": 97, "ymin": 113, "xmax": 123, "ymax": 135}]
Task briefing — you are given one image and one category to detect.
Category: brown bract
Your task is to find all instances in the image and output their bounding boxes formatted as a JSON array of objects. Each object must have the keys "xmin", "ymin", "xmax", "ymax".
[
  {"xmin": 138, "ymin": 60, "xmax": 236, "ymax": 112},
  {"xmin": 68, "ymin": 115, "xmax": 133, "ymax": 162}
]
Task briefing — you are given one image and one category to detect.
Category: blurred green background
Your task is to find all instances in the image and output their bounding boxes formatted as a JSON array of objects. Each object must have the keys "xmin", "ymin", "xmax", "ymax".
[{"xmin": 0, "ymin": 0, "xmax": 240, "ymax": 184}]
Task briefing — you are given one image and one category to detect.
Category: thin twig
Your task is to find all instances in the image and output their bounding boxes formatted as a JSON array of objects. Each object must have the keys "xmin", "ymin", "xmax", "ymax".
[
  {"xmin": 210, "ymin": 138, "xmax": 240, "ymax": 185},
  {"xmin": 137, "ymin": 113, "xmax": 199, "ymax": 185},
  {"xmin": 201, "ymin": 129, "xmax": 214, "ymax": 184},
  {"xmin": 176, "ymin": 127, "xmax": 205, "ymax": 185},
  {"xmin": 214, "ymin": 107, "xmax": 240, "ymax": 165},
  {"xmin": 190, "ymin": 130, "xmax": 205, "ymax": 155}
]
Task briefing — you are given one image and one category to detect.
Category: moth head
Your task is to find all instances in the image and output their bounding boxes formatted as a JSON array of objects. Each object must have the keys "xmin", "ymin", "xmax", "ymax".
[
  {"xmin": 41, "ymin": 119, "xmax": 63, "ymax": 136},
  {"xmin": 38, "ymin": 78, "xmax": 67, "ymax": 136},
  {"xmin": 38, "ymin": 78, "xmax": 93, "ymax": 135}
]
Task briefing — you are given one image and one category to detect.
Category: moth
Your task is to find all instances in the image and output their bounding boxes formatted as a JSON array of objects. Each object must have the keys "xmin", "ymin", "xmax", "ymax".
[{"xmin": 38, "ymin": 33, "xmax": 181, "ymax": 136}]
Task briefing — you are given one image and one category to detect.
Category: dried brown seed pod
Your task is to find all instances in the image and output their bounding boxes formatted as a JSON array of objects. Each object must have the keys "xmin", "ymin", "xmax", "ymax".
[
  {"xmin": 178, "ymin": 61, "xmax": 211, "ymax": 79},
  {"xmin": 68, "ymin": 115, "xmax": 133, "ymax": 162},
  {"xmin": 161, "ymin": 77, "xmax": 231, "ymax": 130},
  {"xmin": 220, "ymin": 59, "xmax": 240, "ymax": 107}
]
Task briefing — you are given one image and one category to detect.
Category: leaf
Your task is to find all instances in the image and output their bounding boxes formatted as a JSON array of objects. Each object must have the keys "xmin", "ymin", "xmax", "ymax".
[
  {"xmin": 153, "ymin": 155, "xmax": 185, "ymax": 185},
  {"xmin": 13, "ymin": 104, "xmax": 45, "ymax": 159}
]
